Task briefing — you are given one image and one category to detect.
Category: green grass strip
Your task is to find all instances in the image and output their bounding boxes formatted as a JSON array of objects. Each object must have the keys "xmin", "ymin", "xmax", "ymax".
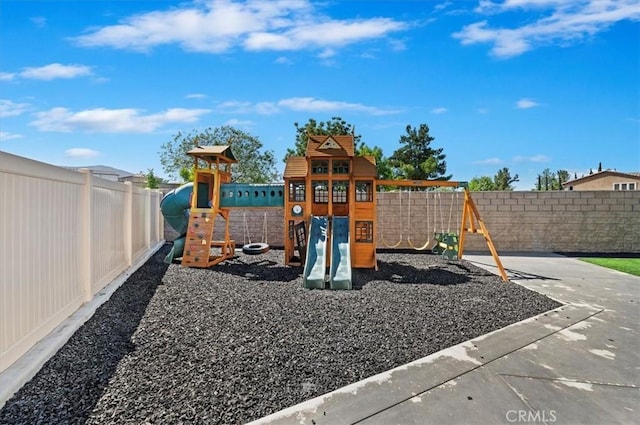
[{"xmin": 580, "ymin": 258, "xmax": 640, "ymax": 277}]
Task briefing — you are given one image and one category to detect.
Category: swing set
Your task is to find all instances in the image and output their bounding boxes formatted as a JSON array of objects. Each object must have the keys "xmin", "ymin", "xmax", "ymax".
[
  {"xmin": 376, "ymin": 180, "xmax": 508, "ymax": 281},
  {"xmin": 379, "ymin": 187, "xmax": 460, "ymax": 253}
]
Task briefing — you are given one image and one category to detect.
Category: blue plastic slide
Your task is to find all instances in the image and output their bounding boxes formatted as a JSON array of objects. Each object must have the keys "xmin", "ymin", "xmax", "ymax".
[
  {"xmin": 160, "ymin": 183, "xmax": 193, "ymax": 263},
  {"xmin": 303, "ymin": 216, "xmax": 328, "ymax": 289},
  {"xmin": 330, "ymin": 217, "xmax": 352, "ymax": 289}
]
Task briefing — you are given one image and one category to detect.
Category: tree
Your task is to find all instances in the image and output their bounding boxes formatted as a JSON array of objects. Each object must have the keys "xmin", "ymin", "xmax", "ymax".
[
  {"xmin": 145, "ymin": 169, "xmax": 161, "ymax": 189},
  {"xmin": 469, "ymin": 176, "xmax": 496, "ymax": 191},
  {"xmin": 389, "ymin": 124, "xmax": 450, "ymax": 180},
  {"xmin": 357, "ymin": 143, "xmax": 394, "ymax": 180},
  {"xmin": 494, "ymin": 167, "xmax": 519, "ymax": 191},
  {"xmin": 535, "ymin": 168, "xmax": 568, "ymax": 190},
  {"xmin": 598, "ymin": 162, "xmax": 602, "ymax": 172},
  {"xmin": 557, "ymin": 170, "xmax": 570, "ymax": 187},
  {"xmin": 159, "ymin": 126, "xmax": 278, "ymax": 183},
  {"xmin": 284, "ymin": 117, "xmax": 360, "ymax": 162}
]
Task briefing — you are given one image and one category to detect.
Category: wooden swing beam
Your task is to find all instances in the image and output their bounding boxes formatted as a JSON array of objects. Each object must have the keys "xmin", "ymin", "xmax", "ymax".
[{"xmin": 376, "ymin": 180, "xmax": 509, "ymax": 282}]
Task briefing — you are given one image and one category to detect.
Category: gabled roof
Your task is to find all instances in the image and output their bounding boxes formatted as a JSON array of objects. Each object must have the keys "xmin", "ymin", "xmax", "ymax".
[
  {"xmin": 66, "ymin": 165, "xmax": 133, "ymax": 178},
  {"xmin": 186, "ymin": 145, "xmax": 237, "ymax": 163},
  {"xmin": 283, "ymin": 156, "xmax": 308, "ymax": 178},
  {"xmin": 305, "ymin": 135, "xmax": 355, "ymax": 158},
  {"xmin": 353, "ymin": 156, "xmax": 377, "ymax": 177},
  {"xmin": 562, "ymin": 170, "xmax": 640, "ymax": 187}
]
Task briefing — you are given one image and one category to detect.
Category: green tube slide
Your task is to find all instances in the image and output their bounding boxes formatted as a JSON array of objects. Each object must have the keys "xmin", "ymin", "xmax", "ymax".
[{"xmin": 160, "ymin": 183, "xmax": 193, "ymax": 263}]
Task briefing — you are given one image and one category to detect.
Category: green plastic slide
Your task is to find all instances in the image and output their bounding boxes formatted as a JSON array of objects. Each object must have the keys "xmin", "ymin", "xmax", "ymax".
[
  {"xmin": 330, "ymin": 216, "xmax": 352, "ymax": 289},
  {"xmin": 303, "ymin": 216, "xmax": 328, "ymax": 289}
]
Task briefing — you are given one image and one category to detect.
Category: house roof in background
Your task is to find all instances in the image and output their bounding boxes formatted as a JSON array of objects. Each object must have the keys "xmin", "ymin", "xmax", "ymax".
[
  {"xmin": 562, "ymin": 170, "xmax": 640, "ymax": 186},
  {"xmin": 65, "ymin": 165, "xmax": 135, "ymax": 178}
]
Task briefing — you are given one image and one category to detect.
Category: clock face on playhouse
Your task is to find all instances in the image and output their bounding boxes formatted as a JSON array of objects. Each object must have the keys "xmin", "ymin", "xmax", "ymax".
[{"xmin": 292, "ymin": 204, "xmax": 303, "ymax": 216}]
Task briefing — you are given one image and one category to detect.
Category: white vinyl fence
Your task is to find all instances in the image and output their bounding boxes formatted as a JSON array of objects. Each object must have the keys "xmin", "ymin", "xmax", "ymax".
[{"xmin": 0, "ymin": 152, "xmax": 164, "ymax": 373}]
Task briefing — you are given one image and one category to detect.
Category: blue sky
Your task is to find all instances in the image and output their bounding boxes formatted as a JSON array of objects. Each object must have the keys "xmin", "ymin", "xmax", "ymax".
[{"xmin": 1, "ymin": 0, "xmax": 639, "ymax": 189}]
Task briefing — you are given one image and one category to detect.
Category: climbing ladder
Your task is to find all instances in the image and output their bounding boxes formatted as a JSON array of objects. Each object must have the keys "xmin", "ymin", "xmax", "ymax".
[{"xmin": 181, "ymin": 210, "xmax": 235, "ymax": 268}]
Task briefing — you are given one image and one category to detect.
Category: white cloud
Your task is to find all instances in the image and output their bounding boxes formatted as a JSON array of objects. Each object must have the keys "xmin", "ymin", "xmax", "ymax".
[
  {"xmin": 224, "ymin": 118, "xmax": 253, "ymax": 127},
  {"xmin": 317, "ymin": 48, "xmax": 336, "ymax": 59},
  {"xmin": 0, "ymin": 99, "xmax": 30, "ymax": 117},
  {"xmin": 516, "ymin": 98, "xmax": 539, "ymax": 109},
  {"xmin": 31, "ymin": 107, "xmax": 210, "ymax": 133},
  {"xmin": 435, "ymin": 1, "xmax": 453, "ymax": 11},
  {"xmin": 254, "ymin": 102, "xmax": 280, "ymax": 115},
  {"xmin": 388, "ymin": 39, "xmax": 407, "ymax": 52},
  {"xmin": 454, "ymin": 0, "xmax": 640, "ymax": 57},
  {"xmin": 74, "ymin": 0, "xmax": 408, "ymax": 55},
  {"xmin": 477, "ymin": 107, "xmax": 489, "ymax": 114},
  {"xmin": 0, "ymin": 131, "xmax": 24, "ymax": 141},
  {"xmin": 185, "ymin": 93, "xmax": 207, "ymax": 99},
  {"xmin": 474, "ymin": 157, "xmax": 504, "ymax": 165},
  {"xmin": 65, "ymin": 148, "xmax": 101, "ymax": 159},
  {"xmin": 216, "ymin": 97, "xmax": 401, "ymax": 116},
  {"xmin": 431, "ymin": 107, "xmax": 448, "ymax": 114},
  {"xmin": 513, "ymin": 154, "xmax": 550, "ymax": 163},
  {"xmin": 0, "ymin": 72, "xmax": 16, "ymax": 81},
  {"xmin": 19, "ymin": 63, "xmax": 93, "ymax": 80},
  {"xmin": 274, "ymin": 56, "xmax": 293, "ymax": 65},
  {"xmin": 277, "ymin": 97, "xmax": 401, "ymax": 115},
  {"xmin": 30, "ymin": 16, "xmax": 47, "ymax": 27}
]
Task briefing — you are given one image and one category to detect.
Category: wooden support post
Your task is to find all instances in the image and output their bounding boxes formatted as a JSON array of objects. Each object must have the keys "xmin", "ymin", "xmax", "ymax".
[{"xmin": 459, "ymin": 189, "xmax": 509, "ymax": 282}]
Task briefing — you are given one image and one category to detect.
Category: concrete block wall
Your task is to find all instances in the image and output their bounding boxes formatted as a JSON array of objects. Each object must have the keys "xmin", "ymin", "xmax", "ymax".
[
  {"xmin": 163, "ymin": 190, "xmax": 640, "ymax": 254},
  {"xmin": 377, "ymin": 190, "xmax": 640, "ymax": 253}
]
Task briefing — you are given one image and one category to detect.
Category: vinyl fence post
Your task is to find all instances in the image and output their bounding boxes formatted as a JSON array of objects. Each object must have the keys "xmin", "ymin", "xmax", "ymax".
[
  {"xmin": 80, "ymin": 168, "xmax": 93, "ymax": 302},
  {"xmin": 124, "ymin": 182, "xmax": 133, "ymax": 267}
]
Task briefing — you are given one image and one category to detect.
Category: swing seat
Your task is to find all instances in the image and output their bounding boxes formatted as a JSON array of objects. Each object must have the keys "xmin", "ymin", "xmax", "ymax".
[{"xmin": 242, "ymin": 242, "xmax": 270, "ymax": 255}]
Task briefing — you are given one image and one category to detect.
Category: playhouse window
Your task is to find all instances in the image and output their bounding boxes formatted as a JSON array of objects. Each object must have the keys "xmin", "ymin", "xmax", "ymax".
[
  {"xmin": 332, "ymin": 160, "xmax": 350, "ymax": 174},
  {"xmin": 356, "ymin": 181, "xmax": 373, "ymax": 202},
  {"xmin": 311, "ymin": 160, "xmax": 329, "ymax": 174},
  {"xmin": 289, "ymin": 181, "xmax": 306, "ymax": 201},
  {"xmin": 355, "ymin": 221, "xmax": 373, "ymax": 243},
  {"xmin": 332, "ymin": 181, "xmax": 349, "ymax": 203},
  {"xmin": 313, "ymin": 180, "xmax": 329, "ymax": 203}
]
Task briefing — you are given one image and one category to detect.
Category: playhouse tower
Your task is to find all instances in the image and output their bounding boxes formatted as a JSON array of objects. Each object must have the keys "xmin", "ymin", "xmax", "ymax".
[{"xmin": 283, "ymin": 135, "xmax": 378, "ymax": 270}]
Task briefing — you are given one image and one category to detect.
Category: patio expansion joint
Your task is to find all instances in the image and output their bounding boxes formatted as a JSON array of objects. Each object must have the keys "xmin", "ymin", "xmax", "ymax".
[
  {"xmin": 351, "ymin": 305, "xmax": 604, "ymax": 424},
  {"xmin": 496, "ymin": 374, "xmax": 640, "ymax": 390}
]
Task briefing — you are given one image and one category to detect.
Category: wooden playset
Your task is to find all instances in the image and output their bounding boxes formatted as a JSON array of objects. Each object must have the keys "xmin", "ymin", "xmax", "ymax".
[{"xmin": 165, "ymin": 135, "xmax": 507, "ymax": 287}]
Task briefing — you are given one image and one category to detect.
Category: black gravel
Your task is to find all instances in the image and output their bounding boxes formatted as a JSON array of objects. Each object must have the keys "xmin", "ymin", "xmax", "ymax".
[{"xmin": 0, "ymin": 244, "xmax": 561, "ymax": 425}]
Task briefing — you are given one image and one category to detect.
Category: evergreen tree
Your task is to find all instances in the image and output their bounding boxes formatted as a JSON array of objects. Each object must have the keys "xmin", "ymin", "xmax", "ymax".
[
  {"xmin": 493, "ymin": 167, "xmax": 519, "ymax": 190},
  {"xmin": 389, "ymin": 124, "xmax": 450, "ymax": 180},
  {"xmin": 145, "ymin": 169, "xmax": 161, "ymax": 189}
]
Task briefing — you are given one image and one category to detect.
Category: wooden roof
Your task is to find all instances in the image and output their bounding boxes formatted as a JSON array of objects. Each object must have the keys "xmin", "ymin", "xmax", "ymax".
[
  {"xmin": 306, "ymin": 135, "xmax": 355, "ymax": 158},
  {"xmin": 186, "ymin": 145, "xmax": 237, "ymax": 163},
  {"xmin": 353, "ymin": 156, "xmax": 377, "ymax": 177},
  {"xmin": 283, "ymin": 156, "xmax": 308, "ymax": 178}
]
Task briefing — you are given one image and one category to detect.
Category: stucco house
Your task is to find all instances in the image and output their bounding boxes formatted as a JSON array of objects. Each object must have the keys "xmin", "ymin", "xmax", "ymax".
[{"xmin": 562, "ymin": 170, "xmax": 640, "ymax": 191}]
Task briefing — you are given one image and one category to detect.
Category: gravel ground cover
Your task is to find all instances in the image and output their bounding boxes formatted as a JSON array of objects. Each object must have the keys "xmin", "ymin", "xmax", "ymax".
[{"xmin": 1, "ymin": 244, "xmax": 561, "ymax": 425}]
